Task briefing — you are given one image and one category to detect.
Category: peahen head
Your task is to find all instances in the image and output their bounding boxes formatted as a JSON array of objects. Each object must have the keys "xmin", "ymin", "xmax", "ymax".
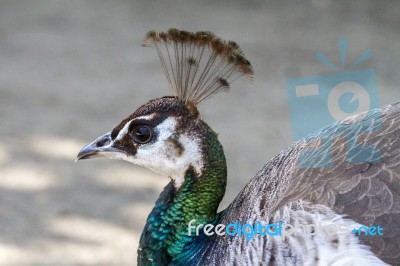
[
  {"xmin": 77, "ymin": 96, "xmax": 214, "ymax": 190},
  {"xmin": 76, "ymin": 29, "xmax": 253, "ymax": 264},
  {"xmin": 77, "ymin": 28, "xmax": 253, "ymax": 190}
]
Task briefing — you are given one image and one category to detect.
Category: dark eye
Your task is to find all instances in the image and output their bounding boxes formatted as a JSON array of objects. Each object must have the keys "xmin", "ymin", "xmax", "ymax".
[{"xmin": 130, "ymin": 125, "xmax": 154, "ymax": 144}]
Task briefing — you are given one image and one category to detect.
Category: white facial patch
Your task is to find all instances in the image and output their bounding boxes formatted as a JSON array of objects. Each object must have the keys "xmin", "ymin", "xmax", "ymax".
[
  {"xmin": 122, "ymin": 117, "xmax": 204, "ymax": 189},
  {"xmin": 115, "ymin": 114, "xmax": 155, "ymax": 141}
]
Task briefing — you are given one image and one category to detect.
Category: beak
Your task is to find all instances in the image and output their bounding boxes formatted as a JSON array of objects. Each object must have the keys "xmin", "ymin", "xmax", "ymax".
[{"xmin": 76, "ymin": 132, "xmax": 125, "ymax": 162}]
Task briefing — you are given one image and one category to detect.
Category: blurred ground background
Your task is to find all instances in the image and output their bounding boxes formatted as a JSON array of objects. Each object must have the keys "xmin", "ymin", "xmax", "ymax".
[{"xmin": 0, "ymin": 0, "xmax": 400, "ymax": 265}]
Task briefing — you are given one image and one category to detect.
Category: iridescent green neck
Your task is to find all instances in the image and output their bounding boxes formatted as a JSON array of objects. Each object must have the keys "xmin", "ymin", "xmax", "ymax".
[{"xmin": 137, "ymin": 126, "xmax": 227, "ymax": 266}]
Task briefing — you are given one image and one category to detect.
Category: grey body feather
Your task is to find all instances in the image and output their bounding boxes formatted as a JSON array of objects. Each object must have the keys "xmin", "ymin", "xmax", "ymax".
[{"xmin": 194, "ymin": 102, "xmax": 400, "ymax": 265}]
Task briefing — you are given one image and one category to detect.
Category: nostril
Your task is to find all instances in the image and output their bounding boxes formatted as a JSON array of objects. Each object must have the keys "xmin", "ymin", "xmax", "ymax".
[{"xmin": 96, "ymin": 138, "xmax": 110, "ymax": 147}]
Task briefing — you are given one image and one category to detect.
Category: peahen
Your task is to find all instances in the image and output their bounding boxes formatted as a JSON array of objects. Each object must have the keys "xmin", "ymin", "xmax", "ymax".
[{"xmin": 77, "ymin": 29, "xmax": 400, "ymax": 265}]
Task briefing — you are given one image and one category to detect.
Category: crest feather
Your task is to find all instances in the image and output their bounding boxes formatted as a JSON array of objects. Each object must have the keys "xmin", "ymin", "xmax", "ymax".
[{"xmin": 142, "ymin": 28, "xmax": 253, "ymax": 105}]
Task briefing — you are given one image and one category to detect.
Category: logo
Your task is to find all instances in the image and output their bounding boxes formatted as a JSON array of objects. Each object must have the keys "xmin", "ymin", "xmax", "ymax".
[
  {"xmin": 286, "ymin": 39, "xmax": 381, "ymax": 168},
  {"xmin": 187, "ymin": 219, "xmax": 384, "ymax": 241}
]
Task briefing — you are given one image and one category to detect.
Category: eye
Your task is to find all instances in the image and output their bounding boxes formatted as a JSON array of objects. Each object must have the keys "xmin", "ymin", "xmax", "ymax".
[{"xmin": 130, "ymin": 125, "xmax": 154, "ymax": 144}]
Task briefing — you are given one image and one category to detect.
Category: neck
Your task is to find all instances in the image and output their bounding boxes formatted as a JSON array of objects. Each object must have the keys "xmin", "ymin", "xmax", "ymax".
[{"xmin": 137, "ymin": 126, "xmax": 227, "ymax": 265}]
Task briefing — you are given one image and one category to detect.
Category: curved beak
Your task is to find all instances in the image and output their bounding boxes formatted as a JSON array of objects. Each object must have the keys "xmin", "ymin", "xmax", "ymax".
[{"xmin": 76, "ymin": 132, "xmax": 125, "ymax": 161}]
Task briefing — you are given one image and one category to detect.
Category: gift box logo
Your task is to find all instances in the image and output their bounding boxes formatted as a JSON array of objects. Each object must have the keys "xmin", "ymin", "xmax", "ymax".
[{"xmin": 286, "ymin": 39, "xmax": 381, "ymax": 168}]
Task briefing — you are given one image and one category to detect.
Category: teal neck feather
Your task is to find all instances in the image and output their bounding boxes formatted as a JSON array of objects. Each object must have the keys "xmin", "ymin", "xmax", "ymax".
[{"xmin": 138, "ymin": 125, "xmax": 227, "ymax": 265}]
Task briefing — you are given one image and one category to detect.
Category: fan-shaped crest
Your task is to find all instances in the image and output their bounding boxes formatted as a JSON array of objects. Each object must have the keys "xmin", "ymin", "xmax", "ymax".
[{"xmin": 143, "ymin": 28, "xmax": 253, "ymax": 105}]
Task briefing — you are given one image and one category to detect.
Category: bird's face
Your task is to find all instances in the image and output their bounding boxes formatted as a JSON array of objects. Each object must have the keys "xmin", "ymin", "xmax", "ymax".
[{"xmin": 77, "ymin": 97, "xmax": 206, "ymax": 188}]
